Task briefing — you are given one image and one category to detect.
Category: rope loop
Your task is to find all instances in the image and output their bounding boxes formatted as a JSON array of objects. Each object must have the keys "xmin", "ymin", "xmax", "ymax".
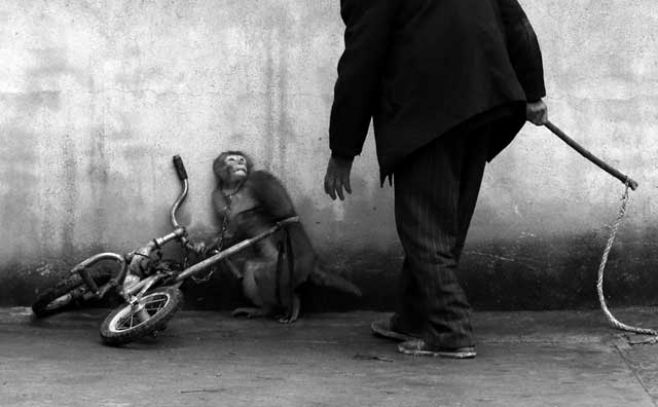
[{"xmin": 597, "ymin": 182, "xmax": 658, "ymax": 338}]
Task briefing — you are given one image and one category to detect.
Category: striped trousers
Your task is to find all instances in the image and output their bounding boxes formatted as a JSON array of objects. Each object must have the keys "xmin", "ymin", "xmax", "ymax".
[{"xmin": 393, "ymin": 124, "xmax": 492, "ymax": 349}]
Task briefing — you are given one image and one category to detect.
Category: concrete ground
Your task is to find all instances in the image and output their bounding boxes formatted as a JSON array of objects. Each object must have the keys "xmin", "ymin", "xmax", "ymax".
[{"xmin": 2, "ymin": 307, "xmax": 658, "ymax": 407}]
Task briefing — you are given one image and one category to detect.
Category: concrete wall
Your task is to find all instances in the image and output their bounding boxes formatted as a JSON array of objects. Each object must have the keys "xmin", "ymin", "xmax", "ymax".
[{"xmin": 1, "ymin": 0, "xmax": 657, "ymax": 310}]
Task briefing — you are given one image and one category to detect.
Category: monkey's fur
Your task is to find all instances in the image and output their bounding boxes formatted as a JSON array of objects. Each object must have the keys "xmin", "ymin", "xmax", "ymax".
[{"xmin": 210, "ymin": 151, "xmax": 361, "ymax": 323}]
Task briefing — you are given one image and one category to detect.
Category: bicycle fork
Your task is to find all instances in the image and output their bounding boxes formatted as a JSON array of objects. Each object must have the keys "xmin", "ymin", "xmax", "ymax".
[{"xmin": 121, "ymin": 274, "xmax": 173, "ymax": 323}]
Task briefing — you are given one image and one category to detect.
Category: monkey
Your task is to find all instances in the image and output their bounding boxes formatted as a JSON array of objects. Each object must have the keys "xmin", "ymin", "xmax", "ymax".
[{"xmin": 203, "ymin": 150, "xmax": 361, "ymax": 323}]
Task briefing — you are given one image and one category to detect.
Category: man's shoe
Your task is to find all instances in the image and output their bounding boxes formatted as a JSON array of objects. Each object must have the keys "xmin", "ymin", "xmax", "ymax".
[
  {"xmin": 371, "ymin": 319, "xmax": 420, "ymax": 342},
  {"xmin": 397, "ymin": 339, "xmax": 476, "ymax": 359}
]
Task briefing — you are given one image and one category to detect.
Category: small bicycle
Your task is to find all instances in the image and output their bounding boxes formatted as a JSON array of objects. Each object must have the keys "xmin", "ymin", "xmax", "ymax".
[{"xmin": 32, "ymin": 155, "xmax": 298, "ymax": 346}]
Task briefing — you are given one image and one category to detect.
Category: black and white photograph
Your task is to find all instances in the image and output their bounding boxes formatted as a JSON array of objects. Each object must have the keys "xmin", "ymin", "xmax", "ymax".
[{"xmin": 1, "ymin": 0, "xmax": 657, "ymax": 406}]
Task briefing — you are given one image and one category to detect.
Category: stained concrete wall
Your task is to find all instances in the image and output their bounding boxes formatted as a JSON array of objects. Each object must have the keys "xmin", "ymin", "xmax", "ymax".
[{"xmin": 1, "ymin": 0, "xmax": 656, "ymax": 310}]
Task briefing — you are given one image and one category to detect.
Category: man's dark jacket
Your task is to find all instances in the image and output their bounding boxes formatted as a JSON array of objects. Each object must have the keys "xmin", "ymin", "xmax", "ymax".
[{"xmin": 329, "ymin": 0, "xmax": 546, "ymax": 180}]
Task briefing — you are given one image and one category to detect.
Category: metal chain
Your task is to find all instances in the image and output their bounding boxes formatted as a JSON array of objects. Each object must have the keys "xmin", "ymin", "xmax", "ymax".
[
  {"xmin": 216, "ymin": 195, "xmax": 232, "ymax": 251},
  {"xmin": 190, "ymin": 189, "xmax": 235, "ymax": 284},
  {"xmin": 597, "ymin": 182, "xmax": 658, "ymax": 339}
]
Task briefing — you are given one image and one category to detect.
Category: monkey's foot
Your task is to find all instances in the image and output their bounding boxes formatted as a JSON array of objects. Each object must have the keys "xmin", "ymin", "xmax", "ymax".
[
  {"xmin": 232, "ymin": 307, "xmax": 265, "ymax": 319},
  {"xmin": 277, "ymin": 314, "xmax": 298, "ymax": 324},
  {"xmin": 277, "ymin": 296, "xmax": 300, "ymax": 324}
]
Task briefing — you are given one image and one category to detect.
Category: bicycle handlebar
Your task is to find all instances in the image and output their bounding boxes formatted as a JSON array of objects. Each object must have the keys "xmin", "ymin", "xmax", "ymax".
[
  {"xmin": 172, "ymin": 155, "xmax": 188, "ymax": 181},
  {"xmin": 276, "ymin": 216, "xmax": 300, "ymax": 228},
  {"xmin": 170, "ymin": 155, "xmax": 189, "ymax": 229}
]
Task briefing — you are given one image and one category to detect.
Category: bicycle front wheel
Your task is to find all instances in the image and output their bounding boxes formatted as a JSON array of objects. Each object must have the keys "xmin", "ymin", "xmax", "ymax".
[{"xmin": 99, "ymin": 286, "xmax": 183, "ymax": 346}]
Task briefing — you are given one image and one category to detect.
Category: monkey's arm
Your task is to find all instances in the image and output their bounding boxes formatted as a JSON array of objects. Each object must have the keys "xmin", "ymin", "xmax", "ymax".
[{"xmin": 249, "ymin": 171, "xmax": 297, "ymax": 220}]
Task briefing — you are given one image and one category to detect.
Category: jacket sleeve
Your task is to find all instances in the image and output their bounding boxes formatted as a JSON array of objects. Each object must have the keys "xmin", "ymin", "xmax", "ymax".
[
  {"xmin": 329, "ymin": 0, "xmax": 398, "ymax": 158},
  {"xmin": 495, "ymin": 0, "xmax": 546, "ymax": 101}
]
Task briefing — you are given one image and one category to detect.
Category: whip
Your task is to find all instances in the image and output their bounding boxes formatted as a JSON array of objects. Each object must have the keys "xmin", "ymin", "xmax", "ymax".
[{"xmin": 544, "ymin": 121, "xmax": 656, "ymax": 340}]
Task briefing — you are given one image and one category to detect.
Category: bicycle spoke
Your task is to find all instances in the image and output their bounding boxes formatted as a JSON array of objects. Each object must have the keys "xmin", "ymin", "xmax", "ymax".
[{"xmin": 110, "ymin": 292, "xmax": 171, "ymax": 332}]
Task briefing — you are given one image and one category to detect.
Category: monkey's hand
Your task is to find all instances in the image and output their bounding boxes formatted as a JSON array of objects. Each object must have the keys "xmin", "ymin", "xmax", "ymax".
[
  {"xmin": 191, "ymin": 241, "xmax": 207, "ymax": 255},
  {"xmin": 324, "ymin": 155, "xmax": 354, "ymax": 201}
]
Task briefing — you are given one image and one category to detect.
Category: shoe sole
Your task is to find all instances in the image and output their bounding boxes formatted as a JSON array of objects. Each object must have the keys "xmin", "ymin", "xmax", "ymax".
[{"xmin": 397, "ymin": 344, "xmax": 477, "ymax": 359}]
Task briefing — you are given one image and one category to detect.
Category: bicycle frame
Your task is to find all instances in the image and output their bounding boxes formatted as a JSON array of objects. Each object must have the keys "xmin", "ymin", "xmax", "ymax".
[{"xmin": 69, "ymin": 253, "xmax": 126, "ymax": 299}]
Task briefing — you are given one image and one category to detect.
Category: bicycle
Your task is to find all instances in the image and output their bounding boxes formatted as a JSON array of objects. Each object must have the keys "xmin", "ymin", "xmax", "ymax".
[{"xmin": 31, "ymin": 155, "xmax": 298, "ymax": 346}]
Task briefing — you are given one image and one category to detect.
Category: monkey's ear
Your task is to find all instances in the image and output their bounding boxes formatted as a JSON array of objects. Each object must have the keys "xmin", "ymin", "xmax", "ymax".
[
  {"xmin": 212, "ymin": 153, "xmax": 227, "ymax": 177},
  {"xmin": 250, "ymin": 170, "xmax": 296, "ymax": 219}
]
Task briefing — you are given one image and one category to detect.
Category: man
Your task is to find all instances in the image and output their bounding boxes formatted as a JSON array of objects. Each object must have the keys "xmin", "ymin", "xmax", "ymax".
[{"xmin": 324, "ymin": 0, "xmax": 548, "ymax": 358}]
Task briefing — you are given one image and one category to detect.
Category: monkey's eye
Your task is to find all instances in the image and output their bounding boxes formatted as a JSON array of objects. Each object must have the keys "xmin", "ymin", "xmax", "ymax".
[{"xmin": 226, "ymin": 155, "xmax": 246, "ymax": 165}]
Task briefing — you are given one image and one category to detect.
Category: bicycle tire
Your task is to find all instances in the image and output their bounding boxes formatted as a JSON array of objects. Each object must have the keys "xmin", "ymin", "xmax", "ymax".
[
  {"xmin": 99, "ymin": 286, "xmax": 183, "ymax": 346},
  {"xmin": 31, "ymin": 270, "xmax": 111, "ymax": 318}
]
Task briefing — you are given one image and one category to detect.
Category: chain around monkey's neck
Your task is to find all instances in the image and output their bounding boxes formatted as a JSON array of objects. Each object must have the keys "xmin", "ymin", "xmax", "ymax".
[
  {"xmin": 220, "ymin": 180, "xmax": 245, "ymax": 199},
  {"xmin": 217, "ymin": 179, "xmax": 244, "ymax": 250}
]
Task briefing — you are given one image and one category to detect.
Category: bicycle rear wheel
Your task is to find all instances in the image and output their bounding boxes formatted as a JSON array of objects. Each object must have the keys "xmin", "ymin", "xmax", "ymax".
[
  {"xmin": 32, "ymin": 270, "xmax": 111, "ymax": 318},
  {"xmin": 99, "ymin": 286, "xmax": 183, "ymax": 346}
]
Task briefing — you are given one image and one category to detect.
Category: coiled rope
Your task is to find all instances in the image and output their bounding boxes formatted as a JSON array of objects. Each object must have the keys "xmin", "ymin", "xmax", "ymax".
[
  {"xmin": 543, "ymin": 121, "xmax": 652, "ymax": 341},
  {"xmin": 597, "ymin": 182, "xmax": 658, "ymax": 338}
]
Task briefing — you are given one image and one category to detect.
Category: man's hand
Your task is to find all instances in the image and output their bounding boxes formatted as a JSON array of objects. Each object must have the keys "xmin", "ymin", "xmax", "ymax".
[
  {"xmin": 526, "ymin": 99, "xmax": 548, "ymax": 125},
  {"xmin": 324, "ymin": 155, "xmax": 354, "ymax": 201}
]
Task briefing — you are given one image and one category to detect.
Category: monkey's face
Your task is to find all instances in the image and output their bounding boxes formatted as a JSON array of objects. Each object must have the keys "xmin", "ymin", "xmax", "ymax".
[{"xmin": 223, "ymin": 154, "xmax": 249, "ymax": 183}]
